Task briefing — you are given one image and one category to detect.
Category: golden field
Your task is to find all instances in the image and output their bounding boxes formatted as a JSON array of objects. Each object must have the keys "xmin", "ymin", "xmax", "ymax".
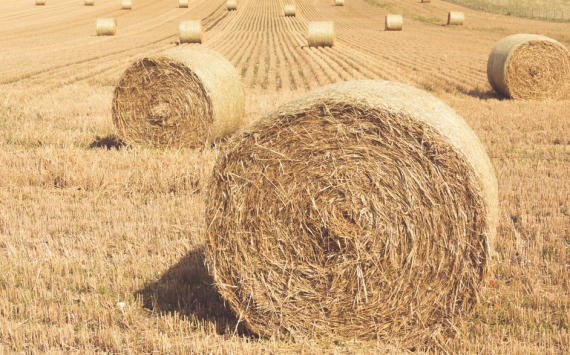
[{"xmin": 0, "ymin": 0, "xmax": 569, "ymax": 353}]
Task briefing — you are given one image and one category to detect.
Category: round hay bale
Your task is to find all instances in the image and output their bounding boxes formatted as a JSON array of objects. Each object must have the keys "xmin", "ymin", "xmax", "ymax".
[
  {"xmin": 334, "ymin": 0, "xmax": 344, "ymax": 6},
  {"xmin": 227, "ymin": 0, "xmax": 238, "ymax": 11},
  {"xmin": 421, "ymin": 0, "xmax": 431, "ymax": 3},
  {"xmin": 85, "ymin": 0, "xmax": 95, "ymax": 6},
  {"xmin": 284, "ymin": 4, "xmax": 296, "ymax": 17},
  {"xmin": 205, "ymin": 80, "xmax": 498, "ymax": 347},
  {"xmin": 307, "ymin": 21, "xmax": 335, "ymax": 47},
  {"xmin": 179, "ymin": 0, "xmax": 188, "ymax": 8},
  {"xmin": 96, "ymin": 18, "xmax": 117, "ymax": 36},
  {"xmin": 122, "ymin": 0, "xmax": 132, "ymax": 10},
  {"xmin": 385, "ymin": 14, "xmax": 403, "ymax": 31},
  {"xmin": 35, "ymin": 0, "xmax": 46, "ymax": 5},
  {"xmin": 487, "ymin": 34, "xmax": 570, "ymax": 100},
  {"xmin": 447, "ymin": 11, "xmax": 464, "ymax": 25},
  {"xmin": 179, "ymin": 20, "xmax": 203, "ymax": 44},
  {"xmin": 112, "ymin": 46, "xmax": 244, "ymax": 148}
]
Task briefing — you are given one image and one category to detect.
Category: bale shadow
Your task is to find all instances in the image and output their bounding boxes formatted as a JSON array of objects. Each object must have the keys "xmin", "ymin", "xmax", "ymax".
[
  {"xmin": 134, "ymin": 246, "xmax": 251, "ymax": 336},
  {"xmin": 89, "ymin": 134, "xmax": 126, "ymax": 150},
  {"xmin": 457, "ymin": 86, "xmax": 505, "ymax": 100}
]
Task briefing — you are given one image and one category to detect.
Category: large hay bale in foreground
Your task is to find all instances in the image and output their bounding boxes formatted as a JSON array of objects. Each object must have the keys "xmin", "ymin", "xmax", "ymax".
[
  {"xmin": 96, "ymin": 18, "xmax": 117, "ymax": 36},
  {"xmin": 487, "ymin": 34, "xmax": 570, "ymax": 100},
  {"xmin": 227, "ymin": 0, "xmax": 238, "ymax": 11},
  {"xmin": 334, "ymin": 0, "xmax": 344, "ymax": 6},
  {"xmin": 284, "ymin": 4, "xmax": 296, "ymax": 17},
  {"xmin": 206, "ymin": 80, "xmax": 498, "ymax": 347},
  {"xmin": 385, "ymin": 14, "xmax": 403, "ymax": 31},
  {"xmin": 85, "ymin": 0, "xmax": 95, "ymax": 6},
  {"xmin": 307, "ymin": 21, "xmax": 335, "ymax": 47},
  {"xmin": 447, "ymin": 11, "xmax": 464, "ymax": 25},
  {"xmin": 179, "ymin": 0, "xmax": 188, "ymax": 8},
  {"xmin": 179, "ymin": 20, "xmax": 203, "ymax": 44},
  {"xmin": 112, "ymin": 46, "xmax": 244, "ymax": 148},
  {"xmin": 122, "ymin": 0, "xmax": 132, "ymax": 10}
]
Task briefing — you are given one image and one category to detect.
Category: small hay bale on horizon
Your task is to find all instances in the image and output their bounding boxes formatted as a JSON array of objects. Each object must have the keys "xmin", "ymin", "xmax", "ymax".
[
  {"xmin": 447, "ymin": 11, "xmax": 464, "ymax": 25},
  {"xmin": 385, "ymin": 14, "xmax": 403, "ymax": 31},
  {"xmin": 334, "ymin": 0, "xmax": 344, "ymax": 6},
  {"xmin": 284, "ymin": 4, "xmax": 296, "ymax": 17},
  {"xmin": 205, "ymin": 80, "xmax": 499, "ymax": 349},
  {"xmin": 487, "ymin": 34, "xmax": 570, "ymax": 100},
  {"xmin": 112, "ymin": 46, "xmax": 244, "ymax": 148},
  {"xmin": 421, "ymin": 0, "xmax": 431, "ymax": 3},
  {"xmin": 96, "ymin": 18, "xmax": 117, "ymax": 36},
  {"xmin": 85, "ymin": 0, "xmax": 95, "ymax": 6},
  {"xmin": 307, "ymin": 21, "xmax": 335, "ymax": 47},
  {"xmin": 179, "ymin": 20, "xmax": 203, "ymax": 44},
  {"xmin": 35, "ymin": 0, "xmax": 46, "ymax": 5},
  {"xmin": 179, "ymin": 0, "xmax": 188, "ymax": 8},
  {"xmin": 122, "ymin": 0, "xmax": 132, "ymax": 10},
  {"xmin": 227, "ymin": 0, "xmax": 238, "ymax": 11}
]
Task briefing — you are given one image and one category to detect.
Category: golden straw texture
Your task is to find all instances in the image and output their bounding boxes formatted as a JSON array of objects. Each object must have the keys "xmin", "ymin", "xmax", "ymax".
[
  {"xmin": 308, "ymin": 21, "xmax": 335, "ymax": 47},
  {"xmin": 179, "ymin": 0, "xmax": 188, "ymax": 8},
  {"xmin": 96, "ymin": 18, "xmax": 117, "ymax": 36},
  {"xmin": 227, "ymin": 0, "xmax": 238, "ymax": 11},
  {"xmin": 334, "ymin": 0, "xmax": 344, "ymax": 6},
  {"xmin": 447, "ymin": 11, "xmax": 464, "ymax": 25},
  {"xmin": 205, "ymin": 80, "xmax": 498, "ymax": 349},
  {"xmin": 35, "ymin": 0, "xmax": 46, "ymax": 5},
  {"xmin": 112, "ymin": 46, "xmax": 244, "ymax": 148},
  {"xmin": 122, "ymin": 0, "xmax": 132, "ymax": 10},
  {"xmin": 179, "ymin": 20, "xmax": 203, "ymax": 44},
  {"xmin": 284, "ymin": 4, "xmax": 296, "ymax": 17},
  {"xmin": 487, "ymin": 34, "xmax": 570, "ymax": 100},
  {"xmin": 85, "ymin": 0, "xmax": 95, "ymax": 6},
  {"xmin": 385, "ymin": 14, "xmax": 403, "ymax": 31}
]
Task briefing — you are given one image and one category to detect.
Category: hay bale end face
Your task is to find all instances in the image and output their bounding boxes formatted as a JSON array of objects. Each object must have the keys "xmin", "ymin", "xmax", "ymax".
[
  {"xmin": 284, "ymin": 4, "xmax": 296, "ymax": 17},
  {"xmin": 35, "ymin": 0, "xmax": 46, "ymax": 5},
  {"xmin": 206, "ymin": 80, "xmax": 498, "ymax": 347},
  {"xmin": 122, "ymin": 0, "xmax": 132, "ymax": 10},
  {"xmin": 179, "ymin": 20, "xmax": 203, "ymax": 44},
  {"xmin": 227, "ymin": 0, "xmax": 238, "ymax": 11},
  {"xmin": 112, "ymin": 46, "xmax": 244, "ymax": 148},
  {"xmin": 447, "ymin": 11, "xmax": 464, "ymax": 25},
  {"xmin": 385, "ymin": 14, "xmax": 403, "ymax": 31},
  {"xmin": 334, "ymin": 0, "xmax": 344, "ymax": 6},
  {"xmin": 308, "ymin": 21, "xmax": 335, "ymax": 47},
  {"xmin": 179, "ymin": 0, "xmax": 189, "ymax": 8},
  {"xmin": 487, "ymin": 34, "xmax": 570, "ymax": 100},
  {"xmin": 96, "ymin": 18, "xmax": 117, "ymax": 36},
  {"xmin": 84, "ymin": 0, "xmax": 95, "ymax": 6}
]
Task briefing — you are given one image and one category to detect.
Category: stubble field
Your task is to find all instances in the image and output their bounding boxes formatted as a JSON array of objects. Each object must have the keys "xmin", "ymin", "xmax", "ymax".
[{"xmin": 0, "ymin": 0, "xmax": 569, "ymax": 353}]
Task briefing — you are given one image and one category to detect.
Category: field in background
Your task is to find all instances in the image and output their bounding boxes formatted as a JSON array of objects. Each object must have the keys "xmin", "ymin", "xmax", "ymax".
[
  {"xmin": 444, "ymin": 0, "xmax": 570, "ymax": 21},
  {"xmin": 1, "ymin": 0, "xmax": 569, "ymax": 353}
]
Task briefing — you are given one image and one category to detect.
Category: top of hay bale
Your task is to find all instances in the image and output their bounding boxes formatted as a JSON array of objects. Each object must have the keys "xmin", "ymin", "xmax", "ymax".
[
  {"xmin": 487, "ymin": 33, "xmax": 570, "ymax": 100},
  {"xmin": 206, "ymin": 80, "xmax": 498, "ymax": 349}
]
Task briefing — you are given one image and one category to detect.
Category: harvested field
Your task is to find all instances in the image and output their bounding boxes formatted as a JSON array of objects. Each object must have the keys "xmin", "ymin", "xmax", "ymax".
[{"xmin": 0, "ymin": 0, "xmax": 569, "ymax": 353}]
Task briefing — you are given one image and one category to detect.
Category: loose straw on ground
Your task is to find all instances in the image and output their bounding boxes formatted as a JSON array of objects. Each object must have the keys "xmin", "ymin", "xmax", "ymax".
[
  {"xmin": 96, "ymin": 18, "xmax": 117, "ymax": 36},
  {"xmin": 308, "ymin": 21, "xmax": 335, "ymax": 47},
  {"xmin": 284, "ymin": 4, "xmax": 296, "ymax": 17},
  {"xmin": 205, "ymin": 80, "xmax": 498, "ymax": 349},
  {"xmin": 112, "ymin": 46, "xmax": 244, "ymax": 148},
  {"xmin": 447, "ymin": 11, "xmax": 464, "ymax": 25},
  {"xmin": 179, "ymin": 20, "xmax": 203, "ymax": 44},
  {"xmin": 487, "ymin": 34, "xmax": 570, "ymax": 100},
  {"xmin": 227, "ymin": 0, "xmax": 238, "ymax": 11},
  {"xmin": 179, "ymin": 0, "xmax": 188, "ymax": 8},
  {"xmin": 122, "ymin": 0, "xmax": 132, "ymax": 10},
  {"xmin": 385, "ymin": 14, "xmax": 403, "ymax": 31}
]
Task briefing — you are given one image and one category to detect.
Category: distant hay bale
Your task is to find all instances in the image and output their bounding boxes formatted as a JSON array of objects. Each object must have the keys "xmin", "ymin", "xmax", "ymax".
[
  {"xmin": 227, "ymin": 0, "xmax": 238, "ymax": 11},
  {"xmin": 385, "ymin": 14, "xmax": 403, "ymax": 31},
  {"xmin": 284, "ymin": 4, "xmax": 296, "ymax": 17},
  {"xmin": 307, "ymin": 21, "xmax": 335, "ymax": 47},
  {"xmin": 122, "ymin": 0, "xmax": 132, "ymax": 10},
  {"xmin": 85, "ymin": 0, "xmax": 95, "ymax": 5},
  {"xmin": 487, "ymin": 34, "xmax": 570, "ymax": 100},
  {"xmin": 35, "ymin": 0, "xmax": 46, "ymax": 5},
  {"xmin": 96, "ymin": 18, "xmax": 117, "ymax": 36},
  {"xmin": 421, "ymin": 0, "xmax": 431, "ymax": 3},
  {"xmin": 334, "ymin": 0, "xmax": 344, "ymax": 6},
  {"xmin": 179, "ymin": 20, "xmax": 203, "ymax": 44},
  {"xmin": 179, "ymin": 0, "xmax": 188, "ymax": 8},
  {"xmin": 112, "ymin": 46, "xmax": 244, "ymax": 148},
  {"xmin": 447, "ymin": 11, "xmax": 464, "ymax": 25},
  {"xmin": 205, "ymin": 80, "xmax": 499, "ymax": 347}
]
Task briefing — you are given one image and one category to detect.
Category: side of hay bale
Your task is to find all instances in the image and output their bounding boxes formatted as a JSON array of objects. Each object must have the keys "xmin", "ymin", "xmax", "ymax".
[
  {"xmin": 35, "ymin": 0, "xmax": 46, "ymax": 5},
  {"xmin": 112, "ymin": 46, "xmax": 244, "ymax": 148},
  {"xmin": 447, "ymin": 11, "xmax": 464, "ymax": 25},
  {"xmin": 96, "ymin": 18, "xmax": 117, "ymax": 36},
  {"xmin": 227, "ymin": 0, "xmax": 238, "ymax": 11},
  {"xmin": 179, "ymin": 20, "xmax": 203, "ymax": 44},
  {"xmin": 284, "ymin": 4, "xmax": 296, "ymax": 17},
  {"xmin": 205, "ymin": 80, "xmax": 498, "ymax": 348},
  {"xmin": 421, "ymin": 0, "xmax": 431, "ymax": 3},
  {"xmin": 334, "ymin": 0, "xmax": 344, "ymax": 6},
  {"xmin": 122, "ymin": 0, "xmax": 132, "ymax": 10},
  {"xmin": 307, "ymin": 21, "xmax": 335, "ymax": 47},
  {"xmin": 179, "ymin": 0, "xmax": 189, "ymax": 8},
  {"xmin": 487, "ymin": 34, "xmax": 570, "ymax": 100},
  {"xmin": 385, "ymin": 14, "xmax": 403, "ymax": 31},
  {"xmin": 85, "ymin": 0, "xmax": 95, "ymax": 6}
]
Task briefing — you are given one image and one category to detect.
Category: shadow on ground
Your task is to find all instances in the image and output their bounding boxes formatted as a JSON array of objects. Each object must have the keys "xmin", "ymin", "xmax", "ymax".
[
  {"xmin": 135, "ymin": 246, "xmax": 251, "ymax": 336},
  {"xmin": 458, "ymin": 86, "xmax": 504, "ymax": 100}
]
